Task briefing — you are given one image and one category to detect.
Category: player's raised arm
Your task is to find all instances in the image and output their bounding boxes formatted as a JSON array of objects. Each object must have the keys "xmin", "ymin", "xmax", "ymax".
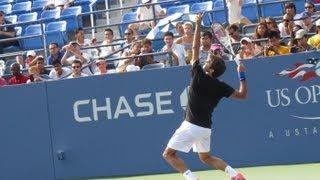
[
  {"xmin": 191, "ymin": 13, "xmax": 203, "ymax": 65},
  {"xmin": 230, "ymin": 63, "xmax": 248, "ymax": 99}
]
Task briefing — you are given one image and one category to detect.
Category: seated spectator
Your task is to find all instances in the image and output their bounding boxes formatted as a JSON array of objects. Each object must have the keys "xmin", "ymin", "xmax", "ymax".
[
  {"xmin": 307, "ymin": 19, "xmax": 320, "ymax": 49},
  {"xmin": 136, "ymin": 38, "xmax": 155, "ymax": 68},
  {"xmin": 47, "ymin": 43, "xmax": 65, "ymax": 65},
  {"xmin": 0, "ymin": 11, "xmax": 19, "ymax": 53},
  {"xmin": 264, "ymin": 30, "xmax": 290, "ymax": 57},
  {"xmin": 278, "ymin": 13, "xmax": 294, "ymax": 37},
  {"xmin": 100, "ymin": 28, "xmax": 118, "ymax": 57},
  {"xmin": 175, "ymin": 22, "xmax": 194, "ymax": 63},
  {"xmin": 61, "ymin": 41, "xmax": 92, "ymax": 75},
  {"xmin": 199, "ymin": 31, "xmax": 213, "ymax": 65},
  {"xmin": 210, "ymin": 44, "xmax": 232, "ymax": 61},
  {"xmin": 304, "ymin": 2, "xmax": 316, "ymax": 16},
  {"xmin": 288, "ymin": 24, "xmax": 303, "ymax": 48},
  {"xmin": 295, "ymin": 11, "xmax": 316, "ymax": 33},
  {"xmin": 252, "ymin": 23, "xmax": 269, "ymax": 51},
  {"xmin": 74, "ymin": 27, "xmax": 97, "ymax": 57},
  {"xmin": 265, "ymin": 17, "xmax": 279, "ymax": 32},
  {"xmin": 290, "ymin": 29, "xmax": 314, "ymax": 53},
  {"xmin": 175, "ymin": 22, "xmax": 184, "ymax": 36},
  {"xmin": 120, "ymin": 28, "xmax": 135, "ymax": 55},
  {"xmin": 284, "ymin": 2, "xmax": 297, "ymax": 18},
  {"xmin": 49, "ymin": 60, "xmax": 71, "ymax": 80},
  {"xmin": 26, "ymin": 66, "xmax": 42, "ymax": 83},
  {"xmin": 8, "ymin": 63, "xmax": 28, "ymax": 85},
  {"xmin": 0, "ymin": 76, "xmax": 6, "ymax": 87},
  {"xmin": 117, "ymin": 41, "xmax": 141, "ymax": 73},
  {"xmin": 161, "ymin": 32, "xmax": 185, "ymax": 66},
  {"xmin": 94, "ymin": 58, "xmax": 116, "ymax": 75},
  {"xmin": 29, "ymin": 56, "xmax": 50, "ymax": 75},
  {"xmin": 44, "ymin": 0, "xmax": 74, "ymax": 10},
  {"xmin": 67, "ymin": 60, "xmax": 88, "ymax": 79},
  {"xmin": 227, "ymin": 24, "xmax": 243, "ymax": 54},
  {"xmin": 129, "ymin": 0, "xmax": 165, "ymax": 37},
  {"xmin": 236, "ymin": 37, "xmax": 260, "ymax": 60},
  {"xmin": 16, "ymin": 50, "xmax": 37, "ymax": 68}
]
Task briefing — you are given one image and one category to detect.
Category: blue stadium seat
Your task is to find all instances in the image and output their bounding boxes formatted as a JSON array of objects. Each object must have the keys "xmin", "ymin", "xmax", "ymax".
[
  {"xmin": 40, "ymin": 8, "xmax": 60, "ymax": 23},
  {"xmin": 214, "ymin": 0, "xmax": 224, "ymax": 8},
  {"xmin": 191, "ymin": 1, "xmax": 213, "ymax": 27},
  {"xmin": 260, "ymin": 0, "xmax": 284, "ymax": 18},
  {"xmin": 242, "ymin": 3, "xmax": 259, "ymax": 23},
  {"xmin": 0, "ymin": 0, "xmax": 13, "ymax": 6},
  {"xmin": 32, "ymin": 0, "xmax": 48, "ymax": 18},
  {"xmin": 142, "ymin": 63, "xmax": 165, "ymax": 70},
  {"xmin": 5, "ymin": 14, "xmax": 17, "ymax": 23},
  {"xmin": 119, "ymin": 11, "xmax": 137, "ymax": 37},
  {"xmin": 74, "ymin": 0, "xmax": 96, "ymax": 13},
  {"xmin": 167, "ymin": 4, "xmax": 189, "ymax": 15},
  {"xmin": 60, "ymin": 6, "xmax": 82, "ymax": 32},
  {"xmin": 18, "ymin": 12, "xmax": 37, "ymax": 22},
  {"xmin": 45, "ymin": 21, "xmax": 67, "ymax": 47},
  {"xmin": 294, "ymin": 0, "xmax": 305, "ymax": 13},
  {"xmin": 0, "ymin": 4, "xmax": 12, "ymax": 14},
  {"xmin": 22, "ymin": 24, "xmax": 44, "ymax": 50},
  {"xmin": 15, "ymin": 0, "xmax": 30, "ymax": 3},
  {"xmin": 11, "ymin": 1, "xmax": 31, "ymax": 15}
]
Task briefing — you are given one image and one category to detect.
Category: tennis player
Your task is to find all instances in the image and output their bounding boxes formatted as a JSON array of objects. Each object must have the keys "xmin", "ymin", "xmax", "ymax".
[{"xmin": 162, "ymin": 13, "xmax": 248, "ymax": 180}]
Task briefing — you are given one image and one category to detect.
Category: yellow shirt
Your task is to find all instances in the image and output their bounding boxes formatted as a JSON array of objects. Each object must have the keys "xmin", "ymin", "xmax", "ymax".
[
  {"xmin": 265, "ymin": 45, "xmax": 290, "ymax": 57},
  {"xmin": 307, "ymin": 34, "xmax": 320, "ymax": 49}
]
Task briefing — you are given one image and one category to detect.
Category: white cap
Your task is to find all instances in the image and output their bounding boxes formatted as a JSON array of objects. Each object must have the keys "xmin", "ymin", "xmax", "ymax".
[
  {"xmin": 240, "ymin": 37, "xmax": 252, "ymax": 45},
  {"xmin": 26, "ymin": 50, "xmax": 36, "ymax": 57},
  {"xmin": 126, "ymin": 65, "xmax": 140, "ymax": 72},
  {"xmin": 95, "ymin": 58, "xmax": 105, "ymax": 64},
  {"xmin": 141, "ymin": 0, "xmax": 151, "ymax": 4},
  {"xmin": 316, "ymin": 19, "xmax": 320, "ymax": 26},
  {"xmin": 295, "ymin": 29, "xmax": 307, "ymax": 39}
]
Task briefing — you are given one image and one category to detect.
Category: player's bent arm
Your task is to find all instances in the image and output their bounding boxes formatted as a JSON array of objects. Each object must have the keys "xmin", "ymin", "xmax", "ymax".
[{"xmin": 230, "ymin": 80, "xmax": 248, "ymax": 100}]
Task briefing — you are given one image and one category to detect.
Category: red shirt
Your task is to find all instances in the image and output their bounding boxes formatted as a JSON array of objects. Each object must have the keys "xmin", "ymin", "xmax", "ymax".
[
  {"xmin": 8, "ymin": 74, "xmax": 29, "ymax": 85},
  {"xmin": 0, "ymin": 78, "xmax": 6, "ymax": 87}
]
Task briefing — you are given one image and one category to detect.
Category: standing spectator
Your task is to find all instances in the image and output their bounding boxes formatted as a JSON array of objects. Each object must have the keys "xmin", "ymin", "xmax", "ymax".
[
  {"xmin": 47, "ymin": 43, "xmax": 65, "ymax": 65},
  {"xmin": 278, "ymin": 13, "xmax": 294, "ymax": 38},
  {"xmin": 8, "ymin": 63, "xmax": 28, "ymax": 85},
  {"xmin": 136, "ymin": 38, "xmax": 155, "ymax": 68},
  {"xmin": 227, "ymin": 24, "xmax": 243, "ymax": 54},
  {"xmin": 284, "ymin": 2, "xmax": 296, "ymax": 18},
  {"xmin": 226, "ymin": 0, "xmax": 251, "ymax": 25},
  {"xmin": 308, "ymin": 19, "xmax": 320, "ymax": 49},
  {"xmin": 49, "ymin": 60, "xmax": 71, "ymax": 80},
  {"xmin": 175, "ymin": 22, "xmax": 194, "ymax": 63},
  {"xmin": 0, "ymin": 11, "xmax": 19, "ymax": 53},
  {"xmin": 67, "ymin": 60, "xmax": 88, "ymax": 79},
  {"xmin": 129, "ymin": 0, "xmax": 165, "ymax": 37},
  {"xmin": 162, "ymin": 32, "xmax": 185, "ymax": 66},
  {"xmin": 199, "ymin": 31, "xmax": 213, "ymax": 65},
  {"xmin": 291, "ymin": 29, "xmax": 314, "ymax": 53},
  {"xmin": 264, "ymin": 30, "xmax": 290, "ymax": 57}
]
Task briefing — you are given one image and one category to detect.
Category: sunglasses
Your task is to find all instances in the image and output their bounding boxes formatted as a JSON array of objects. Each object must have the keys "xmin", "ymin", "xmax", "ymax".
[
  {"xmin": 72, "ymin": 66, "xmax": 81, "ymax": 69},
  {"xmin": 229, "ymin": 32, "xmax": 234, "ymax": 36},
  {"xmin": 124, "ymin": 33, "xmax": 132, "ymax": 35},
  {"xmin": 283, "ymin": 19, "xmax": 290, "ymax": 22},
  {"xmin": 305, "ymin": 6, "xmax": 313, "ymax": 9}
]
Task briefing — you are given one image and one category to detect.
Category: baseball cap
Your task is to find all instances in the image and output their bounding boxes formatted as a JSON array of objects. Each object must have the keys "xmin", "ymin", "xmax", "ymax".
[
  {"xmin": 141, "ymin": 0, "xmax": 151, "ymax": 4},
  {"xmin": 126, "ymin": 65, "xmax": 140, "ymax": 72},
  {"xmin": 26, "ymin": 50, "xmax": 36, "ymax": 57},
  {"xmin": 316, "ymin": 19, "xmax": 320, "ymax": 26},
  {"xmin": 210, "ymin": 44, "xmax": 221, "ymax": 51},
  {"xmin": 295, "ymin": 29, "xmax": 307, "ymax": 39},
  {"xmin": 240, "ymin": 37, "xmax": 252, "ymax": 45}
]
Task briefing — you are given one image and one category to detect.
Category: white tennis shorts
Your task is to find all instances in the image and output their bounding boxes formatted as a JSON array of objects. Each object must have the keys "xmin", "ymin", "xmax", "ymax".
[{"xmin": 167, "ymin": 121, "xmax": 211, "ymax": 153}]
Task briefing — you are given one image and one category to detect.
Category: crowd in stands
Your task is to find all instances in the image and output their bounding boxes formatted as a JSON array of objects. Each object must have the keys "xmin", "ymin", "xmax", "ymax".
[{"xmin": 1, "ymin": 0, "xmax": 320, "ymax": 87}]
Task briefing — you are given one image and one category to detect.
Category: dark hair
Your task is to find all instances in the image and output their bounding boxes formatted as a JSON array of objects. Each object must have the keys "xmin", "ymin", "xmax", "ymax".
[
  {"xmin": 164, "ymin": 31, "xmax": 174, "ymax": 38},
  {"xmin": 72, "ymin": 59, "xmax": 82, "ymax": 66},
  {"xmin": 227, "ymin": 24, "xmax": 239, "ymax": 32},
  {"xmin": 105, "ymin": 28, "xmax": 113, "ymax": 35},
  {"xmin": 268, "ymin": 30, "xmax": 280, "ymax": 39},
  {"xmin": 208, "ymin": 55, "xmax": 226, "ymax": 78},
  {"xmin": 201, "ymin": 31, "xmax": 213, "ymax": 39},
  {"xmin": 52, "ymin": 60, "xmax": 61, "ymax": 66},
  {"xmin": 0, "ymin": 11, "xmax": 4, "ymax": 16},
  {"xmin": 141, "ymin": 38, "xmax": 152, "ymax": 46},
  {"xmin": 49, "ymin": 42, "xmax": 58, "ymax": 47},
  {"xmin": 75, "ymin": 28, "xmax": 83, "ymax": 34},
  {"xmin": 285, "ymin": 2, "xmax": 296, "ymax": 13}
]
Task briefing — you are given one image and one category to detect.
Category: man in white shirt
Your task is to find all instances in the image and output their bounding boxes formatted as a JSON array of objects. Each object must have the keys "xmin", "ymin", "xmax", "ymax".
[
  {"xmin": 67, "ymin": 60, "xmax": 88, "ymax": 79},
  {"xmin": 161, "ymin": 31, "xmax": 186, "ymax": 66},
  {"xmin": 49, "ymin": 60, "xmax": 71, "ymax": 80}
]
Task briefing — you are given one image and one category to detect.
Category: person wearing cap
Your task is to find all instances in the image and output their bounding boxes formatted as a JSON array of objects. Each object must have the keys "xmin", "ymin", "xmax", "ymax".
[
  {"xmin": 67, "ymin": 60, "xmax": 88, "ymax": 79},
  {"xmin": 161, "ymin": 31, "xmax": 185, "ymax": 67},
  {"xmin": 129, "ymin": 0, "xmax": 165, "ymax": 37},
  {"xmin": 236, "ymin": 37, "xmax": 260, "ymax": 60},
  {"xmin": 295, "ymin": 11, "xmax": 316, "ymax": 33},
  {"xmin": 264, "ymin": 30, "xmax": 290, "ymax": 57},
  {"xmin": 8, "ymin": 63, "xmax": 29, "ymax": 85},
  {"xmin": 49, "ymin": 60, "xmax": 71, "ymax": 80},
  {"xmin": 23, "ymin": 50, "xmax": 37, "ymax": 67},
  {"xmin": 61, "ymin": 41, "xmax": 92, "ymax": 75},
  {"xmin": 307, "ymin": 19, "xmax": 320, "ymax": 49},
  {"xmin": 0, "ymin": 11, "xmax": 19, "ymax": 53},
  {"xmin": 94, "ymin": 58, "xmax": 116, "ymax": 75},
  {"xmin": 291, "ymin": 29, "xmax": 314, "ymax": 53}
]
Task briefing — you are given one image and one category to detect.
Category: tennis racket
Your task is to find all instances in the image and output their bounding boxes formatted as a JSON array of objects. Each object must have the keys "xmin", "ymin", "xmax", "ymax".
[{"xmin": 211, "ymin": 22, "xmax": 240, "ymax": 65}]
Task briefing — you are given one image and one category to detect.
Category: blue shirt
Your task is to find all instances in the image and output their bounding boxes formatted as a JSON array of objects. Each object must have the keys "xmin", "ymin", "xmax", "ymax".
[{"xmin": 47, "ymin": 51, "xmax": 64, "ymax": 65}]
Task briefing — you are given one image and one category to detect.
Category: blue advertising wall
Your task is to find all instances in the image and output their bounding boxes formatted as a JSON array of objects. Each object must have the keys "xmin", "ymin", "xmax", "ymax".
[{"xmin": 0, "ymin": 52, "xmax": 319, "ymax": 179}]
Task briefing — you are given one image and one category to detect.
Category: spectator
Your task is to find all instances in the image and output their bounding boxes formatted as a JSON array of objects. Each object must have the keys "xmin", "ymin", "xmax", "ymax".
[
  {"xmin": 100, "ymin": 28, "xmax": 118, "ymax": 57},
  {"xmin": 161, "ymin": 31, "xmax": 185, "ymax": 66},
  {"xmin": 44, "ymin": 0, "xmax": 74, "ymax": 10},
  {"xmin": 47, "ymin": 43, "xmax": 65, "ymax": 65},
  {"xmin": 49, "ymin": 60, "xmax": 71, "ymax": 80},
  {"xmin": 0, "ymin": 11, "xmax": 19, "ymax": 53},
  {"xmin": 226, "ymin": 0, "xmax": 251, "ymax": 25},
  {"xmin": 26, "ymin": 66, "xmax": 42, "ymax": 83},
  {"xmin": 17, "ymin": 50, "xmax": 37, "ymax": 68},
  {"xmin": 308, "ymin": 19, "xmax": 320, "ymax": 49},
  {"xmin": 210, "ymin": 44, "xmax": 232, "ymax": 61},
  {"xmin": 61, "ymin": 41, "xmax": 91, "ymax": 75},
  {"xmin": 30, "ymin": 56, "xmax": 50, "ymax": 75},
  {"xmin": 264, "ymin": 30, "xmax": 290, "ymax": 57},
  {"xmin": 304, "ymin": 2, "xmax": 316, "ymax": 16},
  {"xmin": 74, "ymin": 27, "xmax": 97, "ymax": 57},
  {"xmin": 284, "ymin": 2, "xmax": 296, "ymax": 18},
  {"xmin": 227, "ymin": 24, "xmax": 243, "ymax": 54},
  {"xmin": 278, "ymin": 13, "xmax": 294, "ymax": 37},
  {"xmin": 295, "ymin": 11, "xmax": 316, "ymax": 33},
  {"xmin": 94, "ymin": 58, "xmax": 116, "ymax": 75},
  {"xmin": 67, "ymin": 60, "xmax": 88, "ymax": 79},
  {"xmin": 236, "ymin": 37, "xmax": 260, "ymax": 60},
  {"xmin": 199, "ymin": 31, "xmax": 213, "ymax": 65},
  {"xmin": 117, "ymin": 41, "xmax": 142, "ymax": 73},
  {"xmin": 252, "ymin": 23, "xmax": 269, "ymax": 51},
  {"xmin": 121, "ymin": 28, "xmax": 135, "ymax": 55},
  {"xmin": 175, "ymin": 22, "xmax": 184, "ymax": 36},
  {"xmin": 136, "ymin": 38, "xmax": 155, "ymax": 68},
  {"xmin": 175, "ymin": 22, "xmax": 194, "ymax": 63},
  {"xmin": 8, "ymin": 63, "xmax": 28, "ymax": 85},
  {"xmin": 291, "ymin": 29, "xmax": 314, "ymax": 53},
  {"xmin": 288, "ymin": 24, "xmax": 303, "ymax": 48},
  {"xmin": 265, "ymin": 17, "xmax": 279, "ymax": 32},
  {"xmin": 129, "ymin": 0, "xmax": 165, "ymax": 37}
]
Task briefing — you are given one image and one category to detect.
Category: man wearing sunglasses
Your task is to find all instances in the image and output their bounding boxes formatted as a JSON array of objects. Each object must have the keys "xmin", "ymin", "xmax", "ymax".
[{"xmin": 67, "ymin": 60, "xmax": 88, "ymax": 79}]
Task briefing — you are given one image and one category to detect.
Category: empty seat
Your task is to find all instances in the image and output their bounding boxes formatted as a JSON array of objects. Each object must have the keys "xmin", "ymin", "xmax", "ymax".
[
  {"xmin": 0, "ymin": 4, "xmax": 11, "ymax": 14},
  {"xmin": 22, "ymin": 24, "xmax": 44, "ymax": 50},
  {"xmin": 11, "ymin": 1, "xmax": 31, "ymax": 15},
  {"xmin": 5, "ymin": 14, "xmax": 17, "ymax": 23},
  {"xmin": 18, "ymin": 12, "xmax": 37, "ymax": 22},
  {"xmin": 260, "ymin": 0, "xmax": 284, "ymax": 17},
  {"xmin": 32, "ymin": 0, "xmax": 49, "ymax": 17},
  {"xmin": 167, "ymin": 4, "xmax": 189, "ymax": 15},
  {"xmin": 0, "ymin": 0, "xmax": 13, "ymax": 6},
  {"xmin": 60, "ymin": 6, "xmax": 82, "ymax": 31},
  {"xmin": 191, "ymin": 1, "xmax": 213, "ymax": 26},
  {"xmin": 214, "ymin": 0, "xmax": 224, "ymax": 8},
  {"xmin": 40, "ymin": 8, "xmax": 60, "ymax": 22},
  {"xmin": 45, "ymin": 21, "xmax": 67, "ymax": 46},
  {"xmin": 242, "ymin": 3, "xmax": 259, "ymax": 23},
  {"xmin": 74, "ymin": 0, "xmax": 94, "ymax": 13},
  {"xmin": 119, "ymin": 11, "xmax": 137, "ymax": 37}
]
